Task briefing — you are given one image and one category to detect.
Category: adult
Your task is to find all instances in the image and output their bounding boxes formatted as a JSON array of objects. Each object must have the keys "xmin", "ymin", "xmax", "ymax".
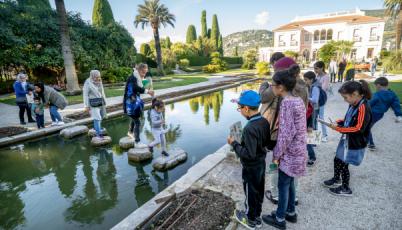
[
  {"xmin": 338, "ymin": 59, "xmax": 346, "ymax": 82},
  {"xmin": 123, "ymin": 63, "xmax": 154, "ymax": 144},
  {"xmin": 34, "ymin": 82, "xmax": 68, "ymax": 126},
  {"xmin": 13, "ymin": 73, "xmax": 35, "ymax": 124},
  {"xmin": 370, "ymin": 56, "xmax": 378, "ymax": 77},
  {"xmin": 329, "ymin": 58, "xmax": 338, "ymax": 83},
  {"xmin": 83, "ymin": 70, "xmax": 107, "ymax": 138},
  {"xmin": 314, "ymin": 61, "xmax": 329, "ymax": 142}
]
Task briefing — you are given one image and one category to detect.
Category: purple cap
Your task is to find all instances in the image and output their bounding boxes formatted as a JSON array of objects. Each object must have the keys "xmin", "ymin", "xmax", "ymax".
[{"xmin": 273, "ymin": 57, "xmax": 296, "ymax": 71}]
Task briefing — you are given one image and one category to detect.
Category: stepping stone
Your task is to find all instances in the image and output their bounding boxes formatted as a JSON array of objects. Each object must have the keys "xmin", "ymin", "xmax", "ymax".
[
  {"xmin": 88, "ymin": 128, "xmax": 107, "ymax": 137},
  {"xmin": 119, "ymin": 136, "xmax": 135, "ymax": 149},
  {"xmin": 91, "ymin": 136, "xmax": 112, "ymax": 147},
  {"xmin": 60, "ymin": 125, "xmax": 89, "ymax": 139},
  {"xmin": 127, "ymin": 146, "xmax": 152, "ymax": 162},
  {"xmin": 153, "ymin": 148, "xmax": 187, "ymax": 171}
]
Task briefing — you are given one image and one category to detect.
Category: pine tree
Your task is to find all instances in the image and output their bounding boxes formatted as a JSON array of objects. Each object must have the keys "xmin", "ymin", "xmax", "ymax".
[
  {"xmin": 217, "ymin": 35, "xmax": 223, "ymax": 55},
  {"xmin": 201, "ymin": 10, "xmax": 208, "ymax": 38},
  {"xmin": 186, "ymin": 25, "xmax": 197, "ymax": 44},
  {"xmin": 92, "ymin": 0, "xmax": 115, "ymax": 27},
  {"xmin": 165, "ymin": 36, "xmax": 172, "ymax": 49},
  {"xmin": 140, "ymin": 43, "xmax": 151, "ymax": 56},
  {"xmin": 211, "ymin": 14, "xmax": 220, "ymax": 49}
]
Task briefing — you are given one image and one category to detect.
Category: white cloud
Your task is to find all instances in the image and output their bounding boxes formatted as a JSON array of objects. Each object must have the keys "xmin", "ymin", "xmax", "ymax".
[{"xmin": 255, "ymin": 11, "xmax": 269, "ymax": 26}]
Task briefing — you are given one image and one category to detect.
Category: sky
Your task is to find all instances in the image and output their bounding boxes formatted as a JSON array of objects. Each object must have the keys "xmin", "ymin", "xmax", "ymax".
[{"xmin": 49, "ymin": 0, "xmax": 385, "ymax": 47}]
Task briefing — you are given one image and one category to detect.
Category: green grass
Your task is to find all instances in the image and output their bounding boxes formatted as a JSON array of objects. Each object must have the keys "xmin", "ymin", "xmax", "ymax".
[
  {"xmin": 369, "ymin": 80, "xmax": 402, "ymax": 102},
  {"xmin": 219, "ymin": 68, "xmax": 256, "ymax": 75}
]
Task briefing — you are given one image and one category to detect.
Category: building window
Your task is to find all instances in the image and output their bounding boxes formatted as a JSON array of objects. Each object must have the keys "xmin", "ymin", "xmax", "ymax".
[
  {"xmin": 353, "ymin": 29, "xmax": 361, "ymax": 42},
  {"xmin": 320, "ymin": 29, "xmax": 326, "ymax": 41},
  {"xmin": 279, "ymin": 35, "xmax": 285, "ymax": 46},
  {"xmin": 314, "ymin": 30, "xmax": 319, "ymax": 42},
  {"xmin": 290, "ymin": 34, "xmax": 298, "ymax": 46},
  {"xmin": 327, "ymin": 29, "xmax": 333, "ymax": 40},
  {"xmin": 351, "ymin": 49, "xmax": 357, "ymax": 59},
  {"xmin": 337, "ymin": 31, "xmax": 343, "ymax": 40},
  {"xmin": 369, "ymin": 27, "xmax": 379, "ymax": 41},
  {"xmin": 304, "ymin": 33, "xmax": 310, "ymax": 42},
  {"xmin": 367, "ymin": 48, "xmax": 374, "ymax": 58}
]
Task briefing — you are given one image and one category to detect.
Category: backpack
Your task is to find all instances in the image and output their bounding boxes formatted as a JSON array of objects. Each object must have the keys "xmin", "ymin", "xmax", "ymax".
[{"xmin": 318, "ymin": 86, "xmax": 327, "ymax": 106}]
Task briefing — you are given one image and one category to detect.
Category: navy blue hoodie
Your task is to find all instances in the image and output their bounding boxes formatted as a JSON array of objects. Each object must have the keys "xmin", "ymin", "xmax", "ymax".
[{"xmin": 369, "ymin": 89, "xmax": 402, "ymax": 117}]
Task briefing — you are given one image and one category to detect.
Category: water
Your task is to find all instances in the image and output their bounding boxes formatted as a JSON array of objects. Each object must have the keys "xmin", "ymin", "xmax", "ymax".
[{"xmin": 0, "ymin": 81, "xmax": 260, "ymax": 230}]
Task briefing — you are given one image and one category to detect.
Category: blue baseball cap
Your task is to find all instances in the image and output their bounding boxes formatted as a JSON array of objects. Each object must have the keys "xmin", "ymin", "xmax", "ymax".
[{"xmin": 236, "ymin": 90, "xmax": 261, "ymax": 107}]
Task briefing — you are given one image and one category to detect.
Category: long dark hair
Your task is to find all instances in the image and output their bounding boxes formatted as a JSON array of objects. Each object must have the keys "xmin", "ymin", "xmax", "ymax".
[
  {"xmin": 338, "ymin": 80, "xmax": 372, "ymax": 100},
  {"xmin": 314, "ymin": 61, "xmax": 326, "ymax": 73},
  {"xmin": 34, "ymin": 82, "xmax": 45, "ymax": 102},
  {"xmin": 151, "ymin": 98, "xmax": 165, "ymax": 110},
  {"xmin": 272, "ymin": 68, "xmax": 297, "ymax": 92}
]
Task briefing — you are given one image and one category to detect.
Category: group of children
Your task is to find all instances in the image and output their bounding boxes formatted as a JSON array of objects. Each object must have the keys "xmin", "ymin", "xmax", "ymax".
[
  {"xmin": 26, "ymin": 89, "xmax": 45, "ymax": 129},
  {"xmin": 228, "ymin": 58, "xmax": 401, "ymax": 229}
]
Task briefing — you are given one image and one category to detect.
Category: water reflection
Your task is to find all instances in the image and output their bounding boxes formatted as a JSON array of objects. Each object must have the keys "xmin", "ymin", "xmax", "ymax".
[
  {"xmin": 130, "ymin": 161, "xmax": 155, "ymax": 207},
  {"xmin": 189, "ymin": 91, "xmax": 224, "ymax": 125},
  {"xmin": 0, "ymin": 183, "xmax": 26, "ymax": 229}
]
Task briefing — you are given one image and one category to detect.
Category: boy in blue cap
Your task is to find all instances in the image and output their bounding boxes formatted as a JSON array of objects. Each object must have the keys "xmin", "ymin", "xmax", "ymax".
[{"xmin": 228, "ymin": 90, "xmax": 273, "ymax": 229}]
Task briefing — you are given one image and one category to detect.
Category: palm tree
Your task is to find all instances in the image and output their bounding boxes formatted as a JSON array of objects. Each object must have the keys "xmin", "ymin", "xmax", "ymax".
[
  {"xmin": 384, "ymin": 0, "xmax": 402, "ymax": 50},
  {"xmin": 54, "ymin": 0, "xmax": 81, "ymax": 94},
  {"xmin": 134, "ymin": 0, "xmax": 175, "ymax": 75}
]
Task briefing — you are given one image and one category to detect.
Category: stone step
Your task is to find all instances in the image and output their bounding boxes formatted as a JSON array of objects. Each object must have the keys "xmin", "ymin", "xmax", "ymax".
[
  {"xmin": 153, "ymin": 148, "xmax": 187, "ymax": 171},
  {"xmin": 88, "ymin": 128, "xmax": 107, "ymax": 137},
  {"xmin": 91, "ymin": 136, "xmax": 112, "ymax": 147},
  {"xmin": 60, "ymin": 125, "xmax": 89, "ymax": 139},
  {"xmin": 128, "ymin": 145, "xmax": 152, "ymax": 162},
  {"xmin": 119, "ymin": 136, "xmax": 135, "ymax": 149}
]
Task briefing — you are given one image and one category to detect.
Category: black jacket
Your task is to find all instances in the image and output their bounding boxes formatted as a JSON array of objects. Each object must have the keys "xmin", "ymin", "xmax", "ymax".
[
  {"xmin": 336, "ymin": 99, "xmax": 372, "ymax": 150},
  {"xmin": 123, "ymin": 74, "xmax": 146, "ymax": 114},
  {"xmin": 231, "ymin": 113, "xmax": 273, "ymax": 167}
]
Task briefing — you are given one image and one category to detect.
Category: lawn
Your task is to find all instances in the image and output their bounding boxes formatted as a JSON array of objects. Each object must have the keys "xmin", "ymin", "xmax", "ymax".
[
  {"xmin": 369, "ymin": 80, "xmax": 402, "ymax": 102},
  {"xmin": 0, "ymin": 76, "xmax": 209, "ymax": 106}
]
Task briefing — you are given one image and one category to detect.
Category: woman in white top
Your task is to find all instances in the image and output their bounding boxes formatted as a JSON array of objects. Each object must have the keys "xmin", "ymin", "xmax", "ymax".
[{"xmin": 314, "ymin": 61, "xmax": 329, "ymax": 142}]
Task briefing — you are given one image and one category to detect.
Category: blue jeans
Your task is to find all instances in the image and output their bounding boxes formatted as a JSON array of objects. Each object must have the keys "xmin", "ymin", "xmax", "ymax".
[
  {"xmin": 276, "ymin": 169, "xmax": 296, "ymax": 221},
  {"xmin": 312, "ymin": 109, "xmax": 319, "ymax": 130},
  {"xmin": 49, "ymin": 105, "xmax": 62, "ymax": 122},
  {"xmin": 319, "ymin": 106, "xmax": 327, "ymax": 137},
  {"xmin": 93, "ymin": 119, "xmax": 102, "ymax": 137},
  {"xmin": 307, "ymin": 144, "xmax": 316, "ymax": 161},
  {"xmin": 36, "ymin": 114, "xmax": 45, "ymax": 128},
  {"xmin": 368, "ymin": 113, "xmax": 383, "ymax": 146}
]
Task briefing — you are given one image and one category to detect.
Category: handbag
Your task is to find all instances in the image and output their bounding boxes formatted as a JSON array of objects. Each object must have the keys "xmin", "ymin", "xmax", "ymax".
[
  {"xmin": 16, "ymin": 97, "xmax": 27, "ymax": 105},
  {"xmin": 336, "ymin": 134, "xmax": 365, "ymax": 166},
  {"xmin": 126, "ymin": 95, "xmax": 144, "ymax": 117},
  {"xmin": 89, "ymin": 97, "xmax": 104, "ymax": 107}
]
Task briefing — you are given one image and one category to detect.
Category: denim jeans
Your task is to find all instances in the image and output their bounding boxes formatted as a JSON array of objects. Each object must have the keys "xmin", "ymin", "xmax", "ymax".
[
  {"xmin": 368, "ymin": 113, "xmax": 383, "ymax": 146},
  {"xmin": 312, "ymin": 109, "xmax": 319, "ymax": 130},
  {"xmin": 307, "ymin": 144, "xmax": 316, "ymax": 161},
  {"xmin": 49, "ymin": 105, "xmax": 62, "ymax": 122},
  {"xmin": 338, "ymin": 70, "xmax": 344, "ymax": 82},
  {"xmin": 319, "ymin": 106, "xmax": 327, "ymax": 137},
  {"xmin": 276, "ymin": 169, "xmax": 296, "ymax": 221},
  {"xmin": 270, "ymin": 170, "xmax": 298, "ymax": 198},
  {"xmin": 93, "ymin": 119, "xmax": 102, "ymax": 137},
  {"xmin": 36, "ymin": 114, "xmax": 45, "ymax": 128},
  {"xmin": 129, "ymin": 116, "xmax": 141, "ymax": 142}
]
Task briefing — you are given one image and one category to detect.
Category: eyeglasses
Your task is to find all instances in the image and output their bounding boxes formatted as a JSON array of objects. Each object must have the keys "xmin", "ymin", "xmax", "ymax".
[{"xmin": 237, "ymin": 105, "xmax": 244, "ymax": 112}]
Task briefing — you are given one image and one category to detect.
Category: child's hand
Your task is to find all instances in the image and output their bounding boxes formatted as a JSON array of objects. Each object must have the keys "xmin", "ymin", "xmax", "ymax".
[
  {"xmin": 329, "ymin": 123, "xmax": 338, "ymax": 130},
  {"xmin": 227, "ymin": 136, "xmax": 235, "ymax": 145},
  {"xmin": 85, "ymin": 107, "xmax": 90, "ymax": 113}
]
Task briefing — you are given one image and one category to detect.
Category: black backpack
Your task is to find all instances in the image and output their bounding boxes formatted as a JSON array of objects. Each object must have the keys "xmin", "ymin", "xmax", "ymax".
[{"xmin": 318, "ymin": 86, "xmax": 327, "ymax": 106}]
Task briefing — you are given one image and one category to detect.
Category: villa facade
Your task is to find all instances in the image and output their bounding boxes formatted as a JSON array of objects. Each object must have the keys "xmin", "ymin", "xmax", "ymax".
[{"xmin": 259, "ymin": 9, "xmax": 385, "ymax": 63}]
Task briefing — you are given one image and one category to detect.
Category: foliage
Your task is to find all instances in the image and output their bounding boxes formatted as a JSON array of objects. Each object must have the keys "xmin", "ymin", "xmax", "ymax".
[
  {"xmin": 171, "ymin": 42, "xmax": 197, "ymax": 60},
  {"xmin": 164, "ymin": 36, "xmax": 172, "ymax": 48},
  {"xmin": 383, "ymin": 50, "xmax": 402, "ymax": 72},
  {"xmin": 101, "ymin": 67, "xmax": 132, "ymax": 83},
  {"xmin": 284, "ymin": 50, "xmax": 299, "ymax": 59},
  {"xmin": 18, "ymin": 0, "xmax": 51, "ymax": 9},
  {"xmin": 242, "ymin": 49, "xmax": 258, "ymax": 69},
  {"xmin": 202, "ymin": 52, "xmax": 227, "ymax": 73},
  {"xmin": 92, "ymin": 0, "xmax": 115, "ymax": 27},
  {"xmin": 140, "ymin": 43, "xmax": 152, "ymax": 56},
  {"xmin": 256, "ymin": 61, "xmax": 270, "ymax": 75},
  {"xmin": 187, "ymin": 56, "xmax": 211, "ymax": 66},
  {"xmin": 384, "ymin": 0, "xmax": 402, "ymax": 49},
  {"xmin": 186, "ymin": 25, "xmax": 197, "ymax": 44},
  {"xmin": 178, "ymin": 59, "xmax": 190, "ymax": 69},
  {"xmin": 318, "ymin": 41, "xmax": 338, "ymax": 64},
  {"xmin": 161, "ymin": 48, "xmax": 177, "ymax": 69},
  {"xmin": 201, "ymin": 10, "xmax": 207, "ymax": 38},
  {"xmin": 222, "ymin": 56, "xmax": 243, "ymax": 64},
  {"xmin": 217, "ymin": 35, "xmax": 223, "ymax": 55},
  {"xmin": 380, "ymin": 49, "xmax": 391, "ymax": 60},
  {"xmin": 194, "ymin": 36, "xmax": 216, "ymax": 57},
  {"xmin": 211, "ymin": 14, "xmax": 220, "ymax": 49},
  {"xmin": 233, "ymin": 46, "xmax": 239, "ymax": 56}
]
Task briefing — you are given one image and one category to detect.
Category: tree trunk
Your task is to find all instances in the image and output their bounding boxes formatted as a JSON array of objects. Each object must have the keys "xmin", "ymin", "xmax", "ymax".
[
  {"xmin": 152, "ymin": 26, "xmax": 164, "ymax": 75},
  {"xmin": 396, "ymin": 9, "xmax": 402, "ymax": 50},
  {"xmin": 55, "ymin": 0, "xmax": 81, "ymax": 95}
]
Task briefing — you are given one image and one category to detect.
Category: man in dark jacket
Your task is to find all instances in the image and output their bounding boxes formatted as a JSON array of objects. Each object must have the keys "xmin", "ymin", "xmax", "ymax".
[{"xmin": 228, "ymin": 90, "xmax": 273, "ymax": 229}]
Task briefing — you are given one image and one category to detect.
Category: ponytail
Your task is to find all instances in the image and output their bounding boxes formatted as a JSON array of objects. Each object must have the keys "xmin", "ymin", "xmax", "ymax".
[
  {"xmin": 338, "ymin": 80, "xmax": 372, "ymax": 99},
  {"xmin": 151, "ymin": 97, "xmax": 164, "ymax": 109}
]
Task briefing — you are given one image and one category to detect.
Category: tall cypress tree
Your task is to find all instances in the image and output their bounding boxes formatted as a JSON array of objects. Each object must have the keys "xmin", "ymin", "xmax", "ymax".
[
  {"xmin": 211, "ymin": 14, "xmax": 220, "ymax": 49},
  {"xmin": 186, "ymin": 25, "xmax": 197, "ymax": 44},
  {"xmin": 165, "ymin": 36, "xmax": 172, "ymax": 49},
  {"xmin": 233, "ymin": 46, "xmax": 239, "ymax": 56},
  {"xmin": 207, "ymin": 28, "xmax": 211, "ymax": 39},
  {"xmin": 92, "ymin": 0, "xmax": 115, "ymax": 27},
  {"xmin": 217, "ymin": 35, "xmax": 223, "ymax": 55},
  {"xmin": 201, "ymin": 10, "xmax": 207, "ymax": 38},
  {"xmin": 140, "ymin": 43, "xmax": 151, "ymax": 56}
]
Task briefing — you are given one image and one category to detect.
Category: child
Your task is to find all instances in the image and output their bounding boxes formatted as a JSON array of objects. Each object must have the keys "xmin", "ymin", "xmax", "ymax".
[
  {"xmin": 26, "ymin": 89, "xmax": 35, "ymax": 122},
  {"xmin": 31, "ymin": 97, "xmax": 45, "ymax": 129},
  {"xmin": 262, "ymin": 69, "xmax": 307, "ymax": 230},
  {"xmin": 148, "ymin": 98, "xmax": 169, "ymax": 156},
  {"xmin": 314, "ymin": 61, "xmax": 329, "ymax": 142},
  {"xmin": 368, "ymin": 77, "xmax": 402, "ymax": 150},
  {"xmin": 324, "ymin": 80, "xmax": 372, "ymax": 196},
  {"xmin": 227, "ymin": 90, "xmax": 272, "ymax": 229},
  {"xmin": 304, "ymin": 71, "xmax": 320, "ymax": 166}
]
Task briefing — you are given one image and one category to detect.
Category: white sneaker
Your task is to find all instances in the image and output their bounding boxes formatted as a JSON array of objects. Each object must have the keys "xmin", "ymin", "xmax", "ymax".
[
  {"xmin": 321, "ymin": 136, "xmax": 328, "ymax": 143},
  {"xmin": 127, "ymin": 132, "xmax": 134, "ymax": 139},
  {"xmin": 135, "ymin": 142, "xmax": 148, "ymax": 149},
  {"xmin": 51, "ymin": 122, "xmax": 57, "ymax": 126},
  {"xmin": 57, "ymin": 121, "xmax": 65, "ymax": 126}
]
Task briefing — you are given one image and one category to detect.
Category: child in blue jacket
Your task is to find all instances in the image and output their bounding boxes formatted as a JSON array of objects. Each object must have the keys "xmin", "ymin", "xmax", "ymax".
[{"xmin": 368, "ymin": 77, "xmax": 402, "ymax": 150}]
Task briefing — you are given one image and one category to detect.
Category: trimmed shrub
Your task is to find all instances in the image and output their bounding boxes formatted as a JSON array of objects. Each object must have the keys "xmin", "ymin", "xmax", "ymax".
[
  {"xmin": 0, "ymin": 80, "xmax": 15, "ymax": 94},
  {"xmin": 256, "ymin": 61, "xmax": 270, "ymax": 75},
  {"xmin": 223, "ymin": 56, "xmax": 243, "ymax": 65},
  {"xmin": 187, "ymin": 56, "xmax": 211, "ymax": 66},
  {"xmin": 101, "ymin": 67, "xmax": 132, "ymax": 83},
  {"xmin": 202, "ymin": 64, "xmax": 221, "ymax": 73},
  {"xmin": 179, "ymin": 59, "xmax": 190, "ymax": 69}
]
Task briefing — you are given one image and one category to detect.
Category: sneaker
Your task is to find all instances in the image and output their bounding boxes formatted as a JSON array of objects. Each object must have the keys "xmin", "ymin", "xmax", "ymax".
[
  {"xmin": 255, "ymin": 216, "xmax": 262, "ymax": 228},
  {"xmin": 368, "ymin": 145, "xmax": 376, "ymax": 151},
  {"xmin": 262, "ymin": 214, "xmax": 286, "ymax": 230},
  {"xmin": 135, "ymin": 142, "xmax": 148, "ymax": 149},
  {"xmin": 271, "ymin": 211, "xmax": 297, "ymax": 223},
  {"xmin": 20, "ymin": 121, "xmax": 27, "ymax": 125},
  {"xmin": 127, "ymin": 132, "xmax": 134, "ymax": 139},
  {"xmin": 161, "ymin": 151, "xmax": 169, "ymax": 156},
  {"xmin": 51, "ymin": 122, "xmax": 57, "ymax": 126},
  {"xmin": 234, "ymin": 210, "xmax": 256, "ymax": 230},
  {"xmin": 329, "ymin": 185, "xmax": 353, "ymax": 197},
  {"xmin": 148, "ymin": 146, "xmax": 154, "ymax": 153},
  {"xmin": 307, "ymin": 159, "xmax": 315, "ymax": 167},
  {"xmin": 323, "ymin": 178, "xmax": 342, "ymax": 188},
  {"xmin": 321, "ymin": 136, "xmax": 328, "ymax": 143},
  {"xmin": 56, "ymin": 121, "xmax": 65, "ymax": 126}
]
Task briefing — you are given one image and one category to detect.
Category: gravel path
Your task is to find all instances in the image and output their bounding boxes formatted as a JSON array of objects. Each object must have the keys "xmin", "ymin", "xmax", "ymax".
[{"xmin": 198, "ymin": 83, "xmax": 402, "ymax": 230}]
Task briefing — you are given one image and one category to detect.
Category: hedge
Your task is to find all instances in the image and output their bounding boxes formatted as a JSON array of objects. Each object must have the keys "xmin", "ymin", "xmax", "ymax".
[
  {"xmin": 187, "ymin": 56, "xmax": 211, "ymax": 66},
  {"xmin": 223, "ymin": 56, "xmax": 243, "ymax": 65}
]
